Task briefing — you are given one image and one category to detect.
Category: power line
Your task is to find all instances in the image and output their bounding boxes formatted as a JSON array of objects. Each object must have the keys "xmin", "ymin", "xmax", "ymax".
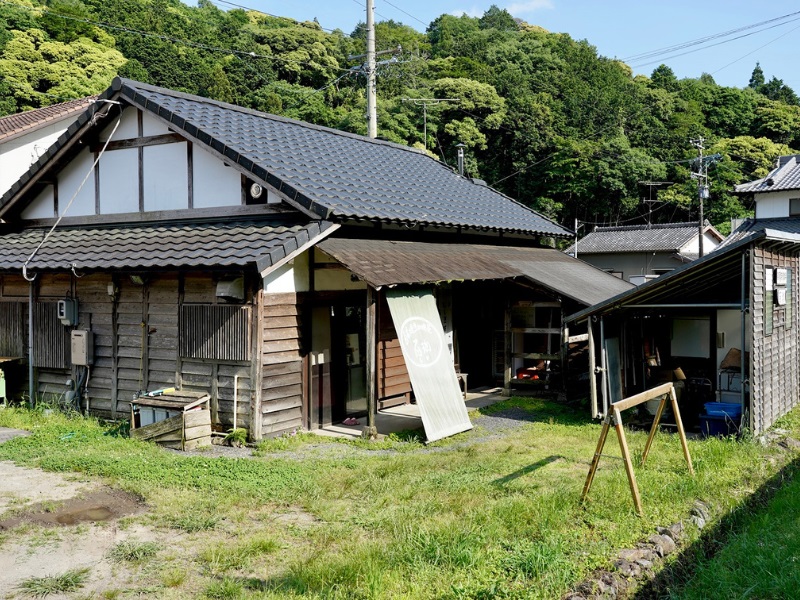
[
  {"xmin": 711, "ymin": 21, "xmax": 800, "ymax": 76},
  {"xmin": 629, "ymin": 15, "xmax": 800, "ymax": 69},
  {"xmin": 349, "ymin": 0, "xmax": 390, "ymax": 23},
  {"xmin": 381, "ymin": 0, "xmax": 428, "ymax": 27},
  {"xmin": 623, "ymin": 10, "xmax": 800, "ymax": 62}
]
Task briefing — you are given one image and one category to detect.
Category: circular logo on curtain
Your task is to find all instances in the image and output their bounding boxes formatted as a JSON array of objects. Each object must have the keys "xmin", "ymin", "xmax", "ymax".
[{"xmin": 399, "ymin": 316, "xmax": 442, "ymax": 368}]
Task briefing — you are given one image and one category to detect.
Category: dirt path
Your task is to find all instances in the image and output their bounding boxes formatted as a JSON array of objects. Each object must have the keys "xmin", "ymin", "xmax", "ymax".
[{"xmin": 0, "ymin": 427, "xmax": 159, "ymax": 599}]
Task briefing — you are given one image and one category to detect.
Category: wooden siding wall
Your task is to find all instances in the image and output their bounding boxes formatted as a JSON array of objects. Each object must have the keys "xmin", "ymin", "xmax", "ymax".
[
  {"xmin": 377, "ymin": 296, "xmax": 411, "ymax": 402},
  {"xmin": 751, "ymin": 245, "xmax": 800, "ymax": 433},
  {"xmin": 261, "ymin": 292, "xmax": 303, "ymax": 438},
  {"xmin": 178, "ymin": 274, "xmax": 253, "ymax": 432},
  {"xmin": 0, "ymin": 302, "xmax": 25, "ymax": 356},
  {"xmin": 0, "ymin": 272, "xmax": 257, "ymax": 432}
]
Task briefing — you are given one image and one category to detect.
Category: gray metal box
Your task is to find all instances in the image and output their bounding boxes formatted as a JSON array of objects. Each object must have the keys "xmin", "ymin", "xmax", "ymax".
[{"xmin": 70, "ymin": 330, "xmax": 94, "ymax": 366}]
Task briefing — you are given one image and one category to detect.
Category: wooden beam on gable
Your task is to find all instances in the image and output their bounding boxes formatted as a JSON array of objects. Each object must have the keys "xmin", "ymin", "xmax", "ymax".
[{"xmin": 89, "ymin": 133, "xmax": 184, "ymax": 153}]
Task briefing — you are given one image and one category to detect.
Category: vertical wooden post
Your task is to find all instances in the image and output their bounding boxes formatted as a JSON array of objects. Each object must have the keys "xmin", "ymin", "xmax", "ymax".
[
  {"xmin": 613, "ymin": 407, "xmax": 643, "ymax": 516},
  {"xmin": 588, "ymin": 319, "xmax": 598, "ymax": 418},
  {"xmin": 581, "ymin": 416, "xmax": 611, "ymax": 504},
  {"xmin": 365, "ymin": 286, "xmax": 377, "ymax": 438},
  {"xmin": 503, "ymin": 306, "xmax": 512, "ymax": 394},
  {"xmin": 670, "ymin": 386, "xmax": 695, "ymax": 476},
  {"xmin": 111, "ymin": 275, "xmax": 119, "ymax": 419}
]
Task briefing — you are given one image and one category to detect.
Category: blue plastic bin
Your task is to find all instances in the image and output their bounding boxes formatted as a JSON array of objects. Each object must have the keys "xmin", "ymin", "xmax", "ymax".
[{"xmin": 704, "ymin": 402, "xmax": 742, "ymax": 419}]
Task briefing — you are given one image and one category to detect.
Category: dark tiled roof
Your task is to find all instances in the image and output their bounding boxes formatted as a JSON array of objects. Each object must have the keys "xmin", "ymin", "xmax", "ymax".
[
  {"xmin": 0, "ymin": 220, "xmax": 332, "ymax": 272},
  {"xmin": 318, "ymin": 238, "xmax": 633, "ymax": 307},
  {"xmin": 735, "ymin": 155, "xmax": 800, "ymax": 194},
  {"xmin": 568, "ymin": 222, "xmax": 720, "ymax": 254},
  {"xmin": 0, "ymin": 97, "xmax": 96, "ymax": 143},
  {"xmin": 0, "ymin": 79, "xmax": 570, "ymax": 238},
  {"xmin": 720, "ymin": 216, "xmax": 800, "ymax": 247}
]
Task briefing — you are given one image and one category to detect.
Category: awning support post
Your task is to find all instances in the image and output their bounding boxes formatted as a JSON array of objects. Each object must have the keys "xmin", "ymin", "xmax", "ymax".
[
  {"xmin": 364, "ymin": 286, "xmax": 377, "ymax": 440},
  {"xmin": 588, "ymin": 318, "xmax": 598, "ymax": 418}
]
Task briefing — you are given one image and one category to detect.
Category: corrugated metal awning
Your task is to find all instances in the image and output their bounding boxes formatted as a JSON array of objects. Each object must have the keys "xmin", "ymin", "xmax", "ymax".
[
  {"xmin": 385, "ymin": 288, "xmax": 472, "ymax": 442},
  {"xmin": 318, "ymin": 238, "xmax": 633, "ymax": 307}
]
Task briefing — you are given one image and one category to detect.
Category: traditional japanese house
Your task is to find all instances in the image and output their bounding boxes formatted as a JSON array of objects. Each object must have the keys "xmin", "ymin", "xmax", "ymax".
[
  {"xmin": 0, "ymin": 78, "xmax": 631, "ymax": 441},
  {"xmin": 566, "ymin": 155, "xmax": 800, "ymax": 434}
]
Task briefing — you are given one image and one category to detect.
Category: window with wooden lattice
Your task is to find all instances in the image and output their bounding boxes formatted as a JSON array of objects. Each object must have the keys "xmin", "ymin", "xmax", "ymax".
[{"xmin": 180, "ymin": 304, "xmax": 252, "ymax": 361}]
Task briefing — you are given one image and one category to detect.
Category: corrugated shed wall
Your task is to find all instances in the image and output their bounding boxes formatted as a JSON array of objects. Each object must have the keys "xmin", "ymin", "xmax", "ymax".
[
  {"xmin": 751, "ymin": 245, "xmax": 800, "ymax": 433},
  {"xmin": 261, "ymin": 292, "xmax": 303, "ymax": 438}
]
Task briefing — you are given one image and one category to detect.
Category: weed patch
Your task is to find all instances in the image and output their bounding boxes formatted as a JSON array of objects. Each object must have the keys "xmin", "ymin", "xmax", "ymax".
[{"xmin": 18, "ymin": 567, "xmax": 90, "ymax": 596}]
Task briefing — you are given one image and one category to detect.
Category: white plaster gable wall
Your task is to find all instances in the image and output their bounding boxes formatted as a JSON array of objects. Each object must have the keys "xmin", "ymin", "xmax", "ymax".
[
  {"xmin": 0, "ymin": 117, "xmax": 76, "ymax": 196},
  {"xmin": 17, "ymin": 106, "xmax": 243, "ymax": 219},
  {"xmin": 680, "ymin": 231, "xmax": 721, "ymax": 255},
  {"xmin": 262, "ymin": 250, "xmax": 310, "ymax": 293},
  {"xmin": 755, "ymin": 190, "xmax": 797, "ymax": 218}
]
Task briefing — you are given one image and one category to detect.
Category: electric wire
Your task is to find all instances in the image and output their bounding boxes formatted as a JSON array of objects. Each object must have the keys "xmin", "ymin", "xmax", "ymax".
[
  {"xmin": 629, "ymin": 16, "xmax": 800, "ymax": 69},
  {"xmin": 623, "ymin": 10, "xmax": 800, "ymax": 62},
  {"xmin": 381, "ymin": 0, "xmax": 428, "ymax": 27},
  {"xmin": 711, "ymin": 21, "xmax": 800, "ymax": 76},
  {"xmin": 205, "ymin": 0, "xmax": 340, "ymax": 32}
]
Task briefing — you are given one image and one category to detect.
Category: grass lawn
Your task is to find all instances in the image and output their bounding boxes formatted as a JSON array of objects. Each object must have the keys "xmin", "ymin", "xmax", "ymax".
[{"xmin": 0, "ymin": 398, "xmax": 798, "ymax": 599}]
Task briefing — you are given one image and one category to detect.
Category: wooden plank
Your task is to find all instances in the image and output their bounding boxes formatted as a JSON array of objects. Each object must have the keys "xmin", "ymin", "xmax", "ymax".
[
  {"xmin": 262, "ymin": 292, "xmax": 297, "ymax": 306},
  {"xmin": 130, "ymin": 413, "xmax": 183, "ymax": 440},
  {"xmin": 262, "ymin": 383, "xmax": 302, "ymax": 402},
  {"xmin": 613, "ymin": 407, "xmax": 643, "ymax": 516},
  {"xmin": 263, "ymin": 316, "xmax": 301, "ymax": 329},
  {"xmin": 183, "ymin": 424, "xmax": 212, "ymax": 441},
  {"xmin": 263, "ymin": 361, "xmax": 302, "ymax": 376},
  {"xmin": 262, "ymin": 338, "xmax": 300, "ymax": 353},
  {"xmin": 91, "ymin": 132, "xmax": 184, "ymax": 152},
  {"xmin": 262, "ymin": 407, "xmax": 301, "ymax": 426},
  {"xmin": 613, "ymin": 382, "xmax": 673, "ymax": 412},
  {"xmin": 183, "ymin": 436, "xmax": 210, "ymax": 450},
  {"xmin": 262, "ymin": 396, "xmax": 302, "ymax": 414},
  {"xmin": 581, "ymin": 418, "xmax": 610, "ymax": 505},
  {"xmin": 184, "ymin": 409, "xmax": 211, "ymax": 427},
  {"xmin": 262, "ymin": 350, "xmax": 302, "ymax": 365},
  {"xmin": 264, "ymin": 305, "xmax": 298, "ymax": 318},
  {"xmin": 262, "ymin": 417, "xmax": 302, "ymax": 435},
  {"xmin": 263, "ymin": 327, "xmax": 301, "ymax": 341}
]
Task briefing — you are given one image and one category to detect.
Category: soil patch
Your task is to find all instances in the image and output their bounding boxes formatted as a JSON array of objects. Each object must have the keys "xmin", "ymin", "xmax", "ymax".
[{"xmin": 0, "ymin": 488, "xmax": 146, "ymax": 530}]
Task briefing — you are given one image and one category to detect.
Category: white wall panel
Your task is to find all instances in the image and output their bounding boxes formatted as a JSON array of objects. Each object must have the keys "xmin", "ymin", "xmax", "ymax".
[
  {"xmin": 99, "ymin": 148, "xmax": 139, "ymax": 214},
  {"xmin": 20, "ymin": 185, "xmax": 55, "ymax": 219},
  {"xmin": 193, "ymin": 145, "xmax": 241, "ymax": 208},
  {"xmin": 98, "ymin": 107, "xmax": 138, "ymax": 141},
  {"xmin": 143, "ymin": 143, "xmax": 188, "ymax": 211},
  {"xmin": 142, "ymin": 113, "xmax": 171, "ymax": 137},
  {"xmin": 57, "ymin": 147, "xmax": 95, "ymax": 216}
]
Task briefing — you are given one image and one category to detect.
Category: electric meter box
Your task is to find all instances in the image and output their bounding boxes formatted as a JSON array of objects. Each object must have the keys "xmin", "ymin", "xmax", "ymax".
[
  {"xmin": 57, "ymin": 299, "xmax": 79, "ymax": 326},
  {"xmin": 70, "ymin": 330, "xmax": 94, "ymax": 366}
]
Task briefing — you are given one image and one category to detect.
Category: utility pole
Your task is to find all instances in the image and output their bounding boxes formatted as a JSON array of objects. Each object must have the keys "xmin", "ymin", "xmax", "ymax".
[
  {"xmin": 402, "ymin": 98, "xmax": 459, "ymax": 150},
  {"xmin": 347, "ymin": 1, "xmax": 403, "ymax": 139},
  {"xmin": 365, "ymin": 0, "xmax": 376, "ymax": 138},
  {"xmin": 691, "ymin": 138, "xmax": 710, "ymax": 258}
]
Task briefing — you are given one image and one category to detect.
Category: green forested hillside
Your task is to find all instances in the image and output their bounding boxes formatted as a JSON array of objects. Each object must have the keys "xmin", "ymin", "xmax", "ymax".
[{"xmin": 2, "ymin": 0, "xmax": 798, "ymax": 232}]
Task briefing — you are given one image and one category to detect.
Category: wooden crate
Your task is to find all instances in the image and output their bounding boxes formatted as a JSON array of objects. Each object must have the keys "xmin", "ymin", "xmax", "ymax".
[{"xmin": 130, "ymin": 391, "xmax": 211, "ymax": 451}]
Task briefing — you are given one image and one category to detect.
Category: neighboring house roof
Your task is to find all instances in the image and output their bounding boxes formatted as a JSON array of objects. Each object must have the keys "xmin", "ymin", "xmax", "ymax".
[
  {"xmin": 0, "ymin": 220, "xmax": 333, "ymax": 272},
  {"xmin": 567, "ymin": 227, "xmax": 800, "ymax": 324},
  {"xmin": 567, "ymin": 221, "xmax": 722, "ymax": 255},
  {"xmin": 318, "ymin": 238, "xmax": 633, "ymax": 306},
  {"xmin": 0, "ymin": 97, "xmax": 95, "ymax": 144},
  {"xmin": 0, "ymin": 79, "xmax": 571, "ymax": 238},
  {"xmin": 719, "ymin": 215, "xmax": 800, "ymax": 247},
  {"xmin": 735, "ymin": 155, "xmax": 800, "ymax": 194}
]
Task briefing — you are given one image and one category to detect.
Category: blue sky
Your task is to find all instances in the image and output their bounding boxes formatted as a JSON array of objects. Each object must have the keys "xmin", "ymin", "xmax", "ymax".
[{"xmin": 240, "ymin": 1, "xmax": 799, "ymax": 90}]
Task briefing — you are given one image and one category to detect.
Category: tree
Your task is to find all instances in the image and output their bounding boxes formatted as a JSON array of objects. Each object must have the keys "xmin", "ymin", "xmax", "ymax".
[
  {"xmin": 748, "ymin": 62, "xmax": 765, "ymax": 89},
  {"xmin": 650, "ymin": 64, "xmax": 678, "ymax": 91},
  {"xmin": 759, "ymin": 76, "xmax": 799, "ymax": 106},
  {"xmin": 478, "ymin": 5, "xmax": 517, "ymax": 31}
]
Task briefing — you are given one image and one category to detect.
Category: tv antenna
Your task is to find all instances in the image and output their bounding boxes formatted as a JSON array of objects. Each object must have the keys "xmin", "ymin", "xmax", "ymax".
[{"xmin": 638, "ymin": 181, "xmax": 673, "ymax": 227}]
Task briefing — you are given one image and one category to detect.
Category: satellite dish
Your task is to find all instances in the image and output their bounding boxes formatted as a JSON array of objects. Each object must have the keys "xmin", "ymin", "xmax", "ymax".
[{"xmin": 250, "ymin": 183, "xmax": 263, "ymax": 199}]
